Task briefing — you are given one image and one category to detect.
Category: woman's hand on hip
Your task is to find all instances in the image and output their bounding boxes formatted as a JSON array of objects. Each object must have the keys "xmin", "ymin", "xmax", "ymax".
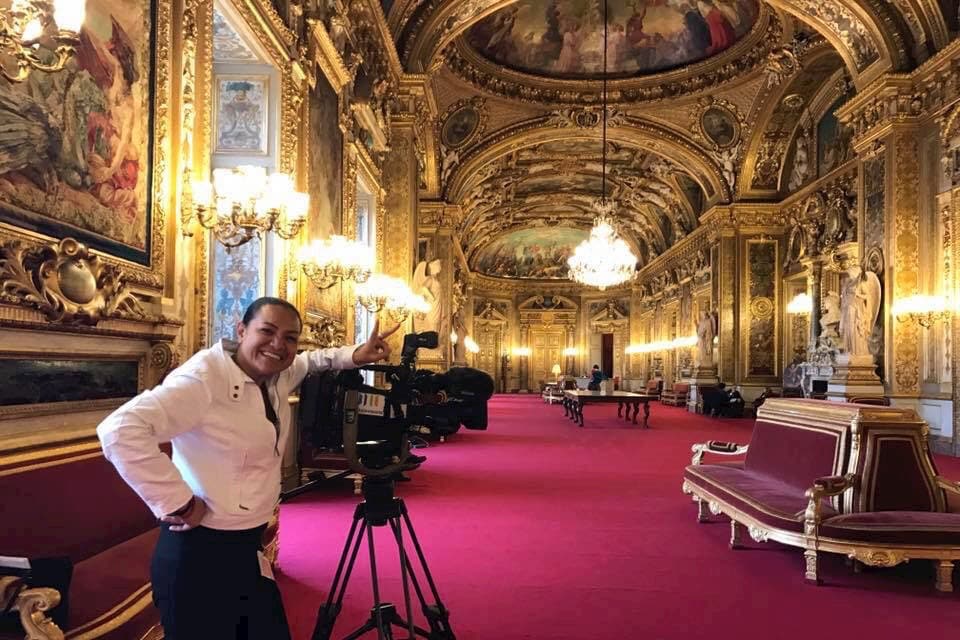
[{"xmin": 161, "ymin": 496, "xmax": 208, "ymax": 532}]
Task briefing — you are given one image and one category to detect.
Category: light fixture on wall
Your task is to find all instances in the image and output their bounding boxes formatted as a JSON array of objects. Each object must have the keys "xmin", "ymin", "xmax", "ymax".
[
  {"xmin": 0, "ymin": 0, "xmax": 85, "ymax": 83},
  {"xmin": 892, "ymin": 295, "xmax": 953, "ymax": 328},
  {"xmin": 567, "ymin": 0, "xmax": 637, "ymax": 291},
  {"xmin": 356, "ymin": 273, "xmax": 428, "ymax": 321},
  {"xmin": 787, "ymin": 292, "xmax": 813, "ymax": 314},
  {"xmin": 463, "ymin": 336, "xmax": 480, "ymax": 354},
  {"xmin": 297, "ymin": 235, "xmax": 374, "ymax": 290},
  {"xmin": 188, "ymin": 167, "xmax": 308, "ymax": 248}
]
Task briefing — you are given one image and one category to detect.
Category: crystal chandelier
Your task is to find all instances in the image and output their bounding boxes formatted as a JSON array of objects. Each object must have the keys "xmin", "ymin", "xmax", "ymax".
[
  {"xmin": 356, "ymin": 273, "xmax": 429, "ymax": 321},
  {"xmin": 188, "ymin": 166, "xmax": 308, "ymax": 249},
  {"xmin": 298, "ymin": 235, "xmax": 374, "ymax": 290},
  {"xmin": 567, "ymin": 0, "xmax": 636, "ymax": 290},
  {"xmin": 0, "ymin": 0, "xmax": 85, "ymax": 83}
]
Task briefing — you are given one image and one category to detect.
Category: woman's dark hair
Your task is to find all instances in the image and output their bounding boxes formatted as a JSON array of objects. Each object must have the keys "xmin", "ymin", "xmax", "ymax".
[
  {"xmin": 592, "ymin": 364, "xmax": 600, "ymax": 369},
  {"xmin": 242, "ymin": 297, "xmax": 302, "ymax": 329}
]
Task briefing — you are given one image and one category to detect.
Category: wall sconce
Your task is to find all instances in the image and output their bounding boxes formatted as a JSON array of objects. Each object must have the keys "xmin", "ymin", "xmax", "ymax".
[
  {"xmin": 787, "ymin": 292, "xmax": 813, "ymax": 314},
  {"xmin": 627, "ymin": 335, "xmax": 697, "ymax": 354},
  {"xmin": 0, "ymin": 0, "xmax": 85, "ymax": 83},
  {"xmin": 188, "ymin": 167, "xmax": 308, "ymax": 248},
  {"xmin": 298, "ymin": 235, "xmax": 374, "ymax": 290},
  {"xmin": 356, "ymin": 273, "xmax": 428, "ymax": 321},
  {"xmin": 892, "ymin": 295, "xmax": 952, "ymax": 328},
  {"xmin": 464, "ymin": 336, "xmax": 480, "ymax": 353},
  {"xmin": 450, "ymin": 330, "xmax": 458, "ymax": 345},
  {"xmin": 562, "ymin": 347, "xmax": 577, "ymax": 357},
  {"xmin": 514, "ymin": 347, "xmax": 531, "ymax": 357}
]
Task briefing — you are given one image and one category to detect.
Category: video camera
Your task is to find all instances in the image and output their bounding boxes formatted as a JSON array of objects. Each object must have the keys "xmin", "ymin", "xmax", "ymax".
[{"xmin": 324, "ymin": 331, "xmax": 494, "ymax": 478}]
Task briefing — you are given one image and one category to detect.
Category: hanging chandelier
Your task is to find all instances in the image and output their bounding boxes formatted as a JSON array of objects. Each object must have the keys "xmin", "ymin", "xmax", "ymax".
[{"xmin": 567, "ymin": 0, "xmax": 636, "ymax": 291}]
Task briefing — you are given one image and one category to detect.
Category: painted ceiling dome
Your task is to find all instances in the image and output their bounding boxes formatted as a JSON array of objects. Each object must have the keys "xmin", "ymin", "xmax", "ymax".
[{"xmin": 465, "ymin": 0, "xmax": 761, "ymax": 79}]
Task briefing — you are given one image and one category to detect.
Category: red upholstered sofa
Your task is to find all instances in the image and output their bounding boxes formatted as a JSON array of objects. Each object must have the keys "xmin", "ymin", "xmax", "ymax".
[
  {"xmin": 1, "ymin": 440, "xmax": 162, "ymax": 639},
  {"xmin": 682, "ymin": 398, "xmax": 960, "ymax": 591}
]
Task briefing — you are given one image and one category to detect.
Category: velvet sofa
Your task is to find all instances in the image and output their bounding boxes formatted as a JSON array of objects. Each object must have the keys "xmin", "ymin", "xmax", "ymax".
[
  {"xmin": 1, "ymin": 439, "xmax": 162, "ymax": 639},
  {"xmin": 682, "ymin": 398, "xmax": 960, "ymax": 591}
]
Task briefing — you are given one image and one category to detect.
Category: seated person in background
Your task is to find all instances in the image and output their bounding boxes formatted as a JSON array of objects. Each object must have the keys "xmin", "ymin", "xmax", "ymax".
[
  {"xmin": 726, "ymin": 385, "xmax": 745, "ymax": 417},
  {"xmin": 587, "ymin": 364, "xmax": 604, "ymax": 391}
]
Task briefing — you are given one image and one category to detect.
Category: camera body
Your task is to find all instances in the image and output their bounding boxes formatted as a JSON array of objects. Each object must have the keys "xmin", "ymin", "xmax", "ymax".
[{"xmin": 319, "ymin": 331, "xmax": 494, "ymax": 476}]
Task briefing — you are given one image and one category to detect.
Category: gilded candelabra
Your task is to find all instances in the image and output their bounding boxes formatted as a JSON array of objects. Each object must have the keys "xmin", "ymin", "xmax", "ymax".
[
  {"xmin": 187, "ymin": 167, "xmax": 308, "ymax": 249},
  {"xmin": 0, "ymin": 0, "xmax": 85, "ymax": 83}
]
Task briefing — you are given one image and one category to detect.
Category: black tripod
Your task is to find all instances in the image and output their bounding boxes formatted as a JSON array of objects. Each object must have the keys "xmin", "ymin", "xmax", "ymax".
[{"xmin": 312, "ymin": 475, "xmax": 455, "ymax": 640}]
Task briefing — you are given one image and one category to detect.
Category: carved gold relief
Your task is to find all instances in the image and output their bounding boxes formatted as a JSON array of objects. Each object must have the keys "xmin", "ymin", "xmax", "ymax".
[
  {"xmin": 0, "ymin": 239, "xmax": 146, "ymax": 325},
  {"xmin": 893, "ymin": 134, "xmax": 921, "ymax": 393},
  {"xmin": 848, "ymin": 549, "xmax": 909, "ymax": 567}
]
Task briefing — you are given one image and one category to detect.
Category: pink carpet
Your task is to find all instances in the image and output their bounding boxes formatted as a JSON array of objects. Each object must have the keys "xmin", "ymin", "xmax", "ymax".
[{"xmin": 277, "ymin": 396, "xmax": 960, "ymax": 640}]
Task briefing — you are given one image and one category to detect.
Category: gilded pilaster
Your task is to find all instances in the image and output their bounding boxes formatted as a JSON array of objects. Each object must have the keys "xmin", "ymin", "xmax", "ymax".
[
  {"xmin": 381, "ymin": 124, "xmax": 418, "ymax": 356},
  {"xmin": 717, "ymin": 234, "xmax": 737, "ymax": 384},
  {"xmin": 892, "ymin": 133, "xmax": 921, "ymax": 394}
]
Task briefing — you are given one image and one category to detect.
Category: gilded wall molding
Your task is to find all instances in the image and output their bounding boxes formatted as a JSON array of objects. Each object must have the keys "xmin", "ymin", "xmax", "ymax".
[
  {"xmin": 194, "ymin": 0, "xmax": 214, "ymax": 351},
  {"xmin": 741, "ymin": 237, "xmax": 780, "ymax": 382},
  {"xmin": 893, "ymin": 133, "xmax": 921, "ymax": 393},
  {"xmin": 301, "ymin": 311, "xmax": 346, "ymax": 349}
]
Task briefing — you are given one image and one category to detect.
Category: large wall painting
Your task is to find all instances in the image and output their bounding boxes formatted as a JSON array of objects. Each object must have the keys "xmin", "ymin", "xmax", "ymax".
[
  {"xmin": 0, "ymin": 358, "xmax": 139, "ymax": 406},
  {"xmin": 817, "ymin": 97, "xmax": 853, "ymax": 177},
  {"xmin": 306, "ymin": 70, "xmax": 342, "ymax": 313},
  {"xmin": 214, "ymin": 76, "xmax": 268, "ymax": 155},
  {"xmin": 0, "ymin": 0, "xmax": 156, "ymax": 265},
  {"xmin": 472, "ymin": 227, "xmax": 588, "ymax": 279},
  {"xmin": 466, "ymin": 0, "xmax": 760, "ymax": 78}
]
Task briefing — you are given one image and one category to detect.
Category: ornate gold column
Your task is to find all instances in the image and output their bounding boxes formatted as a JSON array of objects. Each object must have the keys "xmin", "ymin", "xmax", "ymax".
[
  {"xmin": 891, "ymin": 132, "xmax": 922, "ymax": 396},
  {"xmin": 381, "ymin": 119, "xmax": 419, "ymax": 358}
]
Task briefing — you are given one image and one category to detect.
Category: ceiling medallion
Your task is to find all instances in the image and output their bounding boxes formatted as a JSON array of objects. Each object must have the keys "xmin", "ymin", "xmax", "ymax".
[{"xmin": 567, "ymin": 1, "xmax": 636, "ymax": 292}]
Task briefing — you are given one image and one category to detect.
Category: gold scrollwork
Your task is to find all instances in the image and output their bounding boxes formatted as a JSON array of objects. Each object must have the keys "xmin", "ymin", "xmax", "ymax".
[
  {"xmin": 302, "ymin": 313, "xmax": 346, "ymax": 349},
  {"xmin": 0, "ymin": 238, "xmax": 146, "ymax": 325},
  {"xmin": 848, "ymin": 549, "xmax": 909, "ymax": 568}
]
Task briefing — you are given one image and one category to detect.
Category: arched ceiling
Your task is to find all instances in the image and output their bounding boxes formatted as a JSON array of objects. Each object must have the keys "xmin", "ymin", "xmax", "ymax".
[{"xmin": 382, "ymin": 0, "xmax": 955, "ymax": 283}]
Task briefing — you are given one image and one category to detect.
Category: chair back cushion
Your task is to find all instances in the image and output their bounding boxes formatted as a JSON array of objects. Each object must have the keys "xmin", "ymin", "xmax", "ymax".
[
  {"xmin": 744, "ymin": 418, "xmax": 848, "ymax": 492},
  {"xmin": 673, "ymin": 383, "xmax": 689, "ymax": 394},
  {"xmin": 848, "ymin": 421, "xmax": 944, "ymax": 513}
]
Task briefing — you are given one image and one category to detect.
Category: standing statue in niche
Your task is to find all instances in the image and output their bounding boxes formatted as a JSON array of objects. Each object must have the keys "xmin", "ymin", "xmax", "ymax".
[
  {"xmin": 839, "ymin": 260, "xmax": 882, "ymax": 357},
  {"xmin": 413, "ymin": 258, "xmax": 444, "ymax": 341},
  {"xmin": 695, "ymin": 310, "xmax": 716, "ymax": 367}
]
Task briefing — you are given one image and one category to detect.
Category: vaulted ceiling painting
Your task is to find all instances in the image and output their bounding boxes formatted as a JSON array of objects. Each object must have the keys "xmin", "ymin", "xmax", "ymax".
[
  {"xmin": 389, "ymin": 0, "xmax": 952, "ymax": 283},
  {"xmin": 466, "ymin": 0, "xmax": 761, "ymax": 78}
]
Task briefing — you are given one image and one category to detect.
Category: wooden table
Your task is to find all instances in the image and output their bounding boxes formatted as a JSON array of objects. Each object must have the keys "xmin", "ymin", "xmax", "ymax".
[{"xmin": 562, "ymin": 390, "xmax": 659, "ymax": 428}]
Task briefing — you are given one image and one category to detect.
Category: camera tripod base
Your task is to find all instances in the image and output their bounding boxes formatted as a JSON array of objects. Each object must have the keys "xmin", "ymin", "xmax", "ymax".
[{"xmin": 311, "ymin": 476, "xmax": 456, "ymax": 640}]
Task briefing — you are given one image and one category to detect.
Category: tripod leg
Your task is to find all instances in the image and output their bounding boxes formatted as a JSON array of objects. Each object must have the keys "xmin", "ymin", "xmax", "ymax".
[
  {"xmin": 394, "ymin": 506, "xmax": 456, "ymax": 639},
  {"xmin": 366, "ymin": 520, "xmax": 388, "ymax": 640},
  {"xmin": 391, "ymin": 515, "xmax": 416, "ymax": 639},
  {"xmin": 312, "ymin": 515, "xmax": 368, "ymax": 640}
]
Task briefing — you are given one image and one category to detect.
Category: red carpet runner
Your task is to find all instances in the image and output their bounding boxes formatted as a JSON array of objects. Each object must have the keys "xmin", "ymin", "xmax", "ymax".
[{"xmin": 278, "ymin": 396, "xmax": 960, "ymax": 640}]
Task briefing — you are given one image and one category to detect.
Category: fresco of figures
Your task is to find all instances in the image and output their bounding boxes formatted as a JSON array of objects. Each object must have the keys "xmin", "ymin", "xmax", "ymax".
[
  {"xmin": 467, "ymin": 0, "xmax": 760, "ymax": 78},
  {"xmin": 472, "ymin": 227, "xmax": 589, "ymax": 279},
  {"xmin": 0, "ymin": 0, "xmax": 154, "ymax": 264}
]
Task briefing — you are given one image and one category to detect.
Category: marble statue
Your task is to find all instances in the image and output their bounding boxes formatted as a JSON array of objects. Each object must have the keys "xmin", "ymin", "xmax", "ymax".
[
  {"xmin": 839, "ymin": 262, "xmax": 881, "ymax": 357},
  {"xmin": 413, "ymin": 259, "xmax": 444, "ymax": 339},
  {"xmin": 695, "ymin": 311, "xmax": 716, "ymax": 367},
  {"xmin": 820, "ymin": 291, "xmax": 841, "ymax": 338}
]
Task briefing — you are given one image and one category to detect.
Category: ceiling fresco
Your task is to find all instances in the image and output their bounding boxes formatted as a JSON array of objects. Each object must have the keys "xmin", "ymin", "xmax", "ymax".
[
  {"xmin": 471, "ymin": 227, "xmax": 589, "ymax": 279},
  {"xmin": 465, "ymin": 0, "xmax": 761, "ymax": 79}
]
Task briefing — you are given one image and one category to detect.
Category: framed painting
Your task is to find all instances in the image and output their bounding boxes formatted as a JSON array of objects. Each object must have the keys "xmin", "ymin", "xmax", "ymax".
[
  {"xmin": 700, "ymin": 106, "xmax": 740, "ymax": 149},
  {"xmin": 0, "ymin": 355, "xmax": 141, "ymax": 420},
  {"xmin": 441, "ymin": 105, "xmax": 481, "ymax": 149},
  {"xmin": 214, "ymin": 75, "xmax": 269, "ymax": 155},
  {"xmin": 0, "ymin": 0, "xmax": 158, "ymax": 266},
  {"xmin": 817, "ymin": 98, "xmax": 853, "ymax": 177}
]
